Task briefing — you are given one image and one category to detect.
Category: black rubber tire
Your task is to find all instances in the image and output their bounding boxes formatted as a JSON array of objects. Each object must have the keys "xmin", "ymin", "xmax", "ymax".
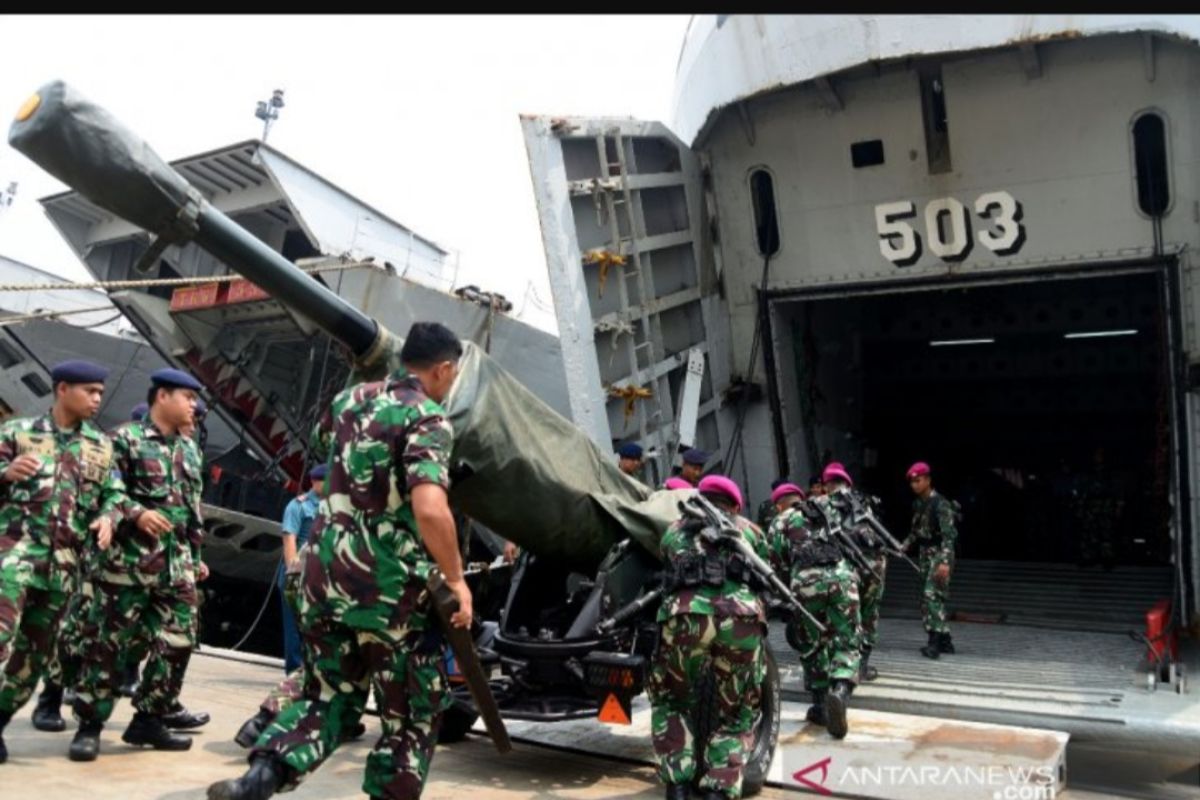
[
  {"xmin": 437, "ymin": 702, "xmax": 479, "ymax": 744},
  {"xmin": 693, "ymin": 644, "xmax": 782, "ymax": 797}
]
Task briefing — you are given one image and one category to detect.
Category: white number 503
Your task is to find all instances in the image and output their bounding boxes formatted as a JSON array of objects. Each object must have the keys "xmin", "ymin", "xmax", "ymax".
[{"xmin": 875, "ymin": 191, "xmax": 1025, "ymax": 267}]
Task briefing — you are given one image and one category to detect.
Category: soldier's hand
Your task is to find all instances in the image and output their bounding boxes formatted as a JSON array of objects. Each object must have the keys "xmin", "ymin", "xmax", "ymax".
[
  {"xmin": 503, "ymin": 541, "xmax": 518, "ymax": 564},
  {"xmin": 198, "ymin": 561, "xmax": 210, "ymax": 582},
  {"xmin": 934, "ymin": 562, "xmax": 951, "ymax": 586},
  {"xmin": 447, "ymin": 578, "xmax": 473, "ymax": 629},
  {"xmin": 90, "ymin": 517, "xmax": 113, "ymax": 550},
  {"xmin": 136, "ymin": 509, "xmax": 173, "ymax": 537},
  {"xmin": 3, "ymin": 453, "xmax": 42, "ymax": 482}
]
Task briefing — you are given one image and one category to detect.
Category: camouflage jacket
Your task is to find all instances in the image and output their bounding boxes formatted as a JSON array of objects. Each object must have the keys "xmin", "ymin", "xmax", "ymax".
[
  {"xmin": 657, "ymin": 513, "xmax": 769, "ymax": 623},
  {"xmin": 97, "ymin": 419, "xmax": 204, "ymax": 586},
  {"xmin": 906, "ymin": 491, "xmax": 958, "ymax": 563},
  {"xmin": 182, "ymin": 435, "xmax": 205, "ymax": 561},
  {"xmin": 767, "ymin": 504, "xmax": 847, "ymax": 586},
  {"xmin": 305, "ymin": 367, "xmax": 453, "ymax": 627},
  {"xmin": 0, "ymin": 413, "xmax": 127, "ymax": 592},
  {"xmin": 756, "ymin": 497, "xmax": 778, "ymax": 532}
]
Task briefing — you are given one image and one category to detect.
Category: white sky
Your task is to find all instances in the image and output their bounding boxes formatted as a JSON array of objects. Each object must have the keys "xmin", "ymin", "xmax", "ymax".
[{"xmin": 0, "ymin": 14, "xmax": 695, "ymax": 332}]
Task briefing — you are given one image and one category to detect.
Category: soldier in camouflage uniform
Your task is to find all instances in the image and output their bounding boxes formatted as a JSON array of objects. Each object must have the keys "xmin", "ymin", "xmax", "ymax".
[
  {"xmin": 0, "ymin": 361, "xmax": 125, "ymax": 764},
  {"xmin": 807, "ymin": 475, "xmax": 826, "ymax": 499},
  {"xmin": 33, "ymin": 399, "xmax": 152, "ymax": 732},
  {"xmin": 69, "ymin": 368, "xmax": 206, "ymax": 761},
  {"xmin": 208, "ymin": 321, "xmax": 472, "ymax": 800},
  {"xmin": 648, "ymin": 474, "xmax": 767, "ymax": 800},
  {"xmin": 767, "ymin": 482, "xmax": 860, "ymax": 739},
  {"xmin": 231, "ymin": 467, "xmax": 366, "ymax": 751},
  {"xmin": 900, "ymin": 462, "xmax": 959, "ymax": 659},
  {"xmin": 755, "ymin": 479, "xmax": 788, "ymax": 532},
  {"xmin": 233, "ymin": 550, "xmax": 369, "ymax": 750},
  {"xmin": 147, "ymin": 396, "xmax": 212, "ymax": 730},
  {"xmin": 48, "ymin": 400, "xmax": 210, "ymax": 733},
  {"xmin": 822, "ymin": 463, "xmax": 886, "ymax": 682}
]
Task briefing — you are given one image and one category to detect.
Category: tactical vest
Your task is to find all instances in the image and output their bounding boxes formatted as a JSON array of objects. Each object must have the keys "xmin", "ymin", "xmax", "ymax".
[
  {"xmin": 660, "ymin": 525, "xmax": 766, "ymax": 594},
  {"xmin": 928, "ymin": 494, "xmax": 962, "ymax": 540},
  {"xmin": 787, "ymin": 501, "xmax": 843, "ymax": 569}
]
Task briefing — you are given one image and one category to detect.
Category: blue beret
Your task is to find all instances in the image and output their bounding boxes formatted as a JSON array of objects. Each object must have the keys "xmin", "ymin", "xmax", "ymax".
[
  {"xmin": 150, "ymin": 368, "xmax": 203, "ymax": 392},
  {"xmin": 193, "ymin": 397, "xmax": 207, "ymax": 417},
  {"xmin": 130, "ymin": 402, "xmax": 149, "ymax": 421},
  {"xmin": 49, "ymin": 360, "xmax": 109, "ymax": 384},
  {"xmin": 309, "ymin": 463, "xmax": 328, "ymax": 480},
  {"xmin": 617, "ymin": 443, "xmax": 643, "ymax": 459},
  {"xmin": 682, "ymin": 448, "xmax": 710, "ymax": 466}
]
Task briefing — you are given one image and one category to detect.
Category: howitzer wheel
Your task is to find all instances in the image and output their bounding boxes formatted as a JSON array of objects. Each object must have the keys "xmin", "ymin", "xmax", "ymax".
[{"xmin": 693, "ymin": 644, "xmax": 781, "ymax": 797}]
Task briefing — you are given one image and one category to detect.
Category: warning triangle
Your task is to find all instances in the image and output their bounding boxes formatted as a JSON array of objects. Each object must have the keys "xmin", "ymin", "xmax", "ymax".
[{"xmin": 598, "ymin": 692, "xmax": 632, "ymax": 725}]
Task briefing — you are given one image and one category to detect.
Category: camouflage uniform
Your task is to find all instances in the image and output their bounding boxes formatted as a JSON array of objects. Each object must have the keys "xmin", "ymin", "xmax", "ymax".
[
  {"xmin": 0, "ymin": 414, "xmax": 125, "ymax": 717},
  {"xmin": 73, "ymin": 419, "xmax": 203, "ymax": 724},
  {"xmin": 755, "ymin": 498, "xmax": 778, "ymax": 533},
  {"xmin": 258, "ymin": 561, "xmax": 308, "ymax": 718},
  {"xmin": 42, "ymin": 566, "xmax": 97, "ymax": 693},
  {"xmin": 836, "ymin": 490, "xmax": 886, "ymax": 651},
  {"xmin": 855, "ymin": 552, "xmax": 887, "ymax": 650},
  {"xmin": 767, "ymin": 502, "xmax": 862, "ymax": 692},
  {"xmin": 251, "ymin": 367, "xmax": 453, "ymax": 800},
  {"xmin": 904, "ymin": 492, "xmax": 958, "ymax": 635},
  {"xmin": 151, "ymin": 434, "xmax": 207, "ymax": 701},
  {"xmin": 647, "ymin": 513, "xmax": 768, "ymax": 799}
]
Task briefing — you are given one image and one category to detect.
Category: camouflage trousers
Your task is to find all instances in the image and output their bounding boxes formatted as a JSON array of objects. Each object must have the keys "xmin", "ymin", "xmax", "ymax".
[
  {"xmin": 856, "ymin": 553, "xmax": 887, "ymax": 650},
  {"xmin": 791, "ymin": 561, "xmax": 862, "ymax": 690},
  {"xmin": 918, "ymin": 547, "xmax": 953, "ymax": 635},
  {"xmin": 43, "ymin": 576, "xmax": 96, "ymax": 690},
  {"xmin": 647, "ymin": 612, "xmax": 764, "ymax": 799},
  {"xmin": 73, "ymin": 575, "xmax": 197, "ymax": 723},
  {"xmin": 0, "ymin": 554, "xmax": 70, "ymax": 716},
  {"xmin": 252, "ymin": 587, "xmax": 448, "ymax": 800},
  {"xmin": 260, "ymin": 574, "xmax": 305, "ymax": 718}
]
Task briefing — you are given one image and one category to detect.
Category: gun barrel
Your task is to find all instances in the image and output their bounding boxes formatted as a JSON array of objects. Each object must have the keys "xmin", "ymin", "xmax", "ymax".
[
  {"xmin": 597, "ymin": 587, "xmax": 663, "ymax": 633},
  {"xmin": 683, "ymin": 495, "xmax": 827, "ymax": 633},
  {"xmin": 197, "ymin": 211, "xmax": 379, "ymax": 356},
  {"xmin": 9, "ymin": 80, "xmax": 381, "ymax": 359}
]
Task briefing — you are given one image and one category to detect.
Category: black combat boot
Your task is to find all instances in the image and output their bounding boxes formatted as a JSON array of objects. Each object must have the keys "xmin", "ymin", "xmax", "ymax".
[
  {"xmin": 938, "ymin": 632, "xmax": 955, "ymax": 654},
  {"xmin": 235, "ymin": 709, "xmax": 274, "ymax": 749},
  {"xmin": 61, "ymin": 655, "xmax": 81, "ymax": 706},
  {"xmin": 162, "ymin": 701, "xmax": 211, "ymax": 730},
  {"xmin": 859, "ymin": 648, "xmax": 879, "ymax": 682},
  {"xmin": 805, "ymin": 688, "xmax": 827, "ymax": 726},
  {"xmin": 701, "ymin": 791, "xmax": 727, "ymax": 800},
  {"xmin": 32, "ymin": 682, "xmax": 66, "ymax": 732},
  {"xmin": 0, "ymin": 709, "xmax": 12, "ymax": 763},
  {"xmin": 824, "ymin": 680, "xmax": 852, "ymax": 740},
  {"xmin": 68, "ymin": 720, "xmax": 103, "ymax": 761},
  {"xmin": 117, "ymin": 662, "xmax": 140, "ymax": 698},
  {"xmin": 920, "ymin": 631, "xmax": 941, "ymax": 659},
  {"xmin": 663, "ymin": 783, "xmax": 689, "ymax": 800},
  {"xmin": 208, "ymin": 753, "xmax": 289, "ymax": 800},
  {"xmin": 121, "ymin": 711, "xmax": 193, "ymax": 750}
]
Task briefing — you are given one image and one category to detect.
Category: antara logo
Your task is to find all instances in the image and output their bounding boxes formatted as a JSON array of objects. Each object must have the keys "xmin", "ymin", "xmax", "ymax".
[{"xmin": 792, "ymin": 756, "xmax": 833, "ymax": 796}]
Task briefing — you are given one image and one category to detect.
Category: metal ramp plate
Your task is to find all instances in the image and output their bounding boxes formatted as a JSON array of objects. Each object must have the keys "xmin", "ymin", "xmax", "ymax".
[
  {"xmin": 494, "ymin": 695, "xmax": 1068, "ymax": 799},
  {"xmin": 771, "ymin": 618, "xmax": 1200, "ymax": 759}
]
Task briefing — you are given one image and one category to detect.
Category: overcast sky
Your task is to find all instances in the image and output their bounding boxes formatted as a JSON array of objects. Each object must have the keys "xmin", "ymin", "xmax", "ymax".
[{"xmin": 0, "ymin": 14, "xmax": 695, "ymax": 332}]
